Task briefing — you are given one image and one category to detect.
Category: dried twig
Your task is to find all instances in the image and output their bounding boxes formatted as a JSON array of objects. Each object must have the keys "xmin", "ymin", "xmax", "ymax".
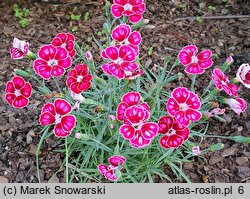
[{"xmin": 174, "ymin": 15, "xmax": 250, "ymax": 22}]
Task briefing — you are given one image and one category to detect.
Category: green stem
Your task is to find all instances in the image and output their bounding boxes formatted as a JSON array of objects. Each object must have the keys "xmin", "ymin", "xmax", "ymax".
[
  {"xmin": 191, "ymin": 75, "xmax": 196, "ymax": 92},
  {"xmin": 65, "ymin": 137, "xmax": 69, "ymax": 183},
  {"xmin": 36, "ymin": 127, "xmax": 49, "ymax": 183},
  {"xmin": 53, "ymin": 77, "xmax": 62, "ymax": 93}
]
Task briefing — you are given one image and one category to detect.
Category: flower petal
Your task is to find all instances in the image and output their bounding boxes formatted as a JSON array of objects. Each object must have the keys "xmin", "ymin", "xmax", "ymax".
[
  {"xmin": 198, "ymin": 59, "xmax": 213, "ymax": 69},
  {"xmin": 108, "ymin": 63, "xmax": 125, "ymax": 79},
  {"xmin": 120, "ymin": 124, "xmax": 135, "ymax": 140},
  {"xmin": 178, "ymin": 50, "xmax": 192, "ymax": 66},
  {"xmin": 116, "ymin": 102, "xmax": 129, "ymax": 121},
  {"xmin": 54, "ymin": 123, "xmax": 71, "ymax": 138},
  {"xmin": 129, "ymin": 14, "xmax": 143, "ymax": 24},
  {"xmin": 175, "ymin": 110, "xmax": 190, "ymax": 126},
  {"xmin": 5, "ymin": 93, "xmax": 16, "ymax": 106},
  {"xmin": 114, "ymin": 0, "xmax": 128, "ymax": 6},
  {"xmin": 185, "ymin": 91, "xmax": 201, "ymax": 109},
  {"xmin": 120, "ymin": 62, "xmax": 138, "ymax": 71},
  {"xmin": 119, "ymin": 45, "xmax": 136, "ymax": 62},
  {"xmin": 108, "ymin": 155, "xmax": 126, "ymax": 167},
  {"xmin": 158, "ymin": 116, "xmax": 173, "ymax": 134},
  {"xmin": 105, "ymin": 46, "xmax": 119, "ymax": 61},
  {"xmin": 141, "ymin": 122, "xmax": 158, "ymax": 140},
  {"xmin": 20, "ymin": 82, "xmax": 32, "ymax": 98},
  {"xmin": 124, "ymin": 106, "xmax": 146, "ymax": 125},
  {"xmin": 130, "ymin": 130, "xmax": 151, "ymax": 148},
  {"xmin": 166, "ymin": 97, "xmax": 179, "ymax": 116},
  {"xmin": 41, "ymin": 103, "xmax": 56, "ymax": 115},
  {"xmin": 185, "ymin": 109, "xmax": 202, "ymax": 122},
  {"xmin": 12, "ymin": 96, "xmax": 28, "ymax": 108},
  {"xmin": 39, "ymin": 111, "xmax": 55, "ymax": 125},
  {"xmin": 54, "ymin": 99, "xmax": 72, "ymax": 115},
  {"xmin": 61, "ymin": 115, "xmax": 76, "ymax": 132},
  {"xmin": 128, "ymin": 31, "xmax": 142, "ymax": 46},
  {"xmin": 111, "ymin": 4, "xmax": 124, "ymax": 18},
  {"xmin": 132, "ymin": 3, "xmax": 146, "ymax": 14},
  {"xmin": 197, "ymin": 49, "xmax": 212, "ymax": 61},
  {"xmin": 172, "ymin": 87, "xmax": 189, "ymax": 103},
  {"xmin": 38, "ymin": 45, "xmax": 56, "ymax": 61},
  {"xmin": 185, "ymin": 63, "xmax": 204, "ymax": 75},
  {"xmin": 51, "ymin": 65, "xmax": 65, "ymax": 77},
  {"xmin": 5, "ymin": 82, "xmax": 15, "ymax": 93},
  {"xmin": 175, "ymin": 128, "xmax": 190, "ymax": 141},
  {"xmin": 122, "ymin": 91, "xmax": 141, "ymax": 106},
  {"xmin": 12, "ymin": 76, "xmax": 25, "ymax": 90},
  {"xmin": 111, "ymin": 24, "xmax": 131, "ymax": 42},
  {"xmin": 166, "ymin": 134, "xmax": 184, "ymax": 148}
]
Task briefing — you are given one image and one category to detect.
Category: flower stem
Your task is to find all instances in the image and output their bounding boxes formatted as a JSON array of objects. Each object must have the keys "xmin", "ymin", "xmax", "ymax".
[
  {"xmin": 65, "ymin": 137, "xmax": 69, "ymax": 183},
  {"xmin": 36, "ymin": 126, "xmax": 49, "ymax": 183},
  {"xmin": 53, "ymin": 77, "xmax": 63, "ymax": 93},
  {"xmin": 191, "ymin": 75, "xmax": 196, "ymax": 92}
]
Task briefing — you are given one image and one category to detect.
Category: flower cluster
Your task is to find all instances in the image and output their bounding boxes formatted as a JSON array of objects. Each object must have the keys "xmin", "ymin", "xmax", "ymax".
[
  {"xmin": 117, "ymin": 92, "xmax": 158, "ymax": 148},
  {"xmin": 101, "ymin": 24, "xmax": 143, "ymax": 80}
]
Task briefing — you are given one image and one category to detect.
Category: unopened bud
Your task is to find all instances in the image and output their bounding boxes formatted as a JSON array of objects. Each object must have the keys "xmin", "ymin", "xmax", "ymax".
[
  {"xmin": 209, "ymin": 143, "xmax": 224, "ymax": 152},
  {"xmin": 14, "ymin": 69, "xmax": 30, "ymax": 78}
]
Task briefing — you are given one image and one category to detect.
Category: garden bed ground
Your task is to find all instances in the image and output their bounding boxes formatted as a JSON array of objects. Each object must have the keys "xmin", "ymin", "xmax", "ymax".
[{"xmin": 0, "ymin": 0, "xmax": 249, "ymax": 183}]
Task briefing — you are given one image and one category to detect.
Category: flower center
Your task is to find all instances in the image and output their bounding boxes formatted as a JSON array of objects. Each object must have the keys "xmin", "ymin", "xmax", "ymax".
[
  {"xmin": 179, "ymin": 103, "xmax": 188, "ymax": 111},
  {"xmin": 77, "ymin": 75, "xmax": 84, "ymax": 83},
  {"xmin": 191, "ymin": 55, "xmax": 198, "ymax": 63},
  {"xmin": 14, "ymin": 90, "xmax": 21, "ymax": 97},
  {"xmin": 167, "ymin": 128, "xmax": 176, "ymax": 136},
  {"xmin": 108, "ymin": 165, "xmax": 118, "ymax": 171},
  {"xmin": 48, "ymin": 59, "xmax": 58, "ymax": 67},
  {"xmin": 61, "ymin": 43, "xmax": 67, "ymax": 48},
  {"xmin": 55, "ymin": 114, "xmax": 62, "ymax": 124},
  {"xmin": 124, "ymin": 3, "xmax": 133, "ymax": 11},
  {"xmin": 114, "ymin": 57, "xmax": 123, "ymax": 65}
]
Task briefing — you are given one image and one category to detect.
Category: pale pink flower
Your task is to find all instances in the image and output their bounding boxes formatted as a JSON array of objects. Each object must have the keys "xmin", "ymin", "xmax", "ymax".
[
  {"xmin": 109, "ymin": 115, "xmax": 116, "ymax": 121},
  {"xmin": 178, "ymin": 45, "xmax": 213, "ymax": 75},
  {"xmin": 236, "ymin": 63, "xmax": 250, "ymax": 89},
  {"xmin": 212, "ymin": 68, "xmax": 239, "ymax": 97},
  {"xmin": 192, "ymin": 146, "xmax": 201, "ymax": 155},
  {"xmin": 206, "ymin": 108, "xmax": 225, "ymax": 117},
  {"xmin": 75, "ymin": 132, "xmax": 82, "ymax": 139},
  {"xmin": 10, "ymin": 38, "xmax": 29, "ymax": 59},
  {"xmin": 226, "ymin": 98, "xmax": 247, "ymax": 115}
]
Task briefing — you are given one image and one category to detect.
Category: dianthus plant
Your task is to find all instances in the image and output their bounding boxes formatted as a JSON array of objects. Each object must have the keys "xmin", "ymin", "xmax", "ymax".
[{"xmin": 6, "ymin": 1, "xmax": 249, "ymax": 183}]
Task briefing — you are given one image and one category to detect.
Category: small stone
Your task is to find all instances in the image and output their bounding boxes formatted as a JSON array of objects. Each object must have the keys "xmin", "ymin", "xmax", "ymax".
[
  {"xmin": 237, "ymin": 167, "xmax": 250, "ymax": 179},
  {"xmin": 209, "ymin": 156, "xmax": 223, "ymax": 165},
  {"xmin": 221, "ymin": 147, "xmax": 238, "ymax": 157},
  {"xmin": 236, "ymin": 157, "xmax": 248, "ymax": 166},
  {"xmin": 49, "ymin": 175, "xmax": 59, "ymax": 183}
]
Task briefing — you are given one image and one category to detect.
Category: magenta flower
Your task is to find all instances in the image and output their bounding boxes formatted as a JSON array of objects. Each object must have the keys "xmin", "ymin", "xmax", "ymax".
[
  {"xmin": 117, "ymin": 92, "xmax": 158, "ymax": 148},
  {"xmin": 116, "ymin": 91, "xmax": 149, "ymax": 121},
  {"xmin": 158, "ymin": 116, "xmax": 190, "ymax": 149},
  {"xmin": 111, "ymin": 0, "xmax": 146, "ymax": 24},
  {"xmin": 226, "ymin": 98, "xmax": 247, "ymax": 115},
  {"xmin": 39, "ymin": 99, "xmax": 76, "ymax": 138},
  {"xmin": 111, "ymin": 24, "xmax": 142, "ymax": 54},
  {"xmin": 33, "ymin": 44, "xmax": 72, "ymax": 80},
  {"xmin": 166, "ymin": 87, "xmax": 202, "ymax": 126},
  {"xmin": 98, "ymin": 155, "xmax": 126, "ymax": 181},
  {"xmin": 51, "ymin": 33, "xmax": 76, "ymax": 58},
  {"xmin": 5, "ymin": 76, "xmax": 32, "ymax": 109},
  {"xmin": 178, "ymin": 45, "xmax": 213, "ymax": 75},
  {"xmin": 212, "ymin": 68, "xmax": 239, "ymax": 97},
  {"xmin": 10, "ymin": 38, "xmax": 29, "ymax": 59},
  {"xmin": 101, "ymin": 45, "xmax": 141, "ymax": 79},
  {"xmin": 66, "ymin": 64, "xmax": 92, "ymax": 94},
  {"xmin": 236, "ymin": 63, "xmax": 250, "ymax": 89}
]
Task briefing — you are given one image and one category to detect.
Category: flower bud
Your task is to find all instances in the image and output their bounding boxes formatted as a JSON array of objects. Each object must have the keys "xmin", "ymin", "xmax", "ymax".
[
  {"xmin": 85, "ymin": 51, "xmax": 92, "ymax": 60},
  {"xmin": 192, "ymin": 146, "xmax": 201, "ymax": 155},
  {"xmin": 229, "ymin": 136, "xmax": 250, "ymax": 144},
  {"xmin": 109, "ymin": 114, "xmax": 116, "ymax": 121},
  {"xmin": 14, "ymin": 69, "xmax": 31, "ymax": 78},
  {"xmin": 209, "ymin": 143, "xmax": 224, "ymax": 152},
  {"xmin": 75, "ymin": 132, "xmax": 82, "ymax": 140},
  {"xmin": 226, "ymin": 56, "xmax": 233, "ymax": 65}
]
